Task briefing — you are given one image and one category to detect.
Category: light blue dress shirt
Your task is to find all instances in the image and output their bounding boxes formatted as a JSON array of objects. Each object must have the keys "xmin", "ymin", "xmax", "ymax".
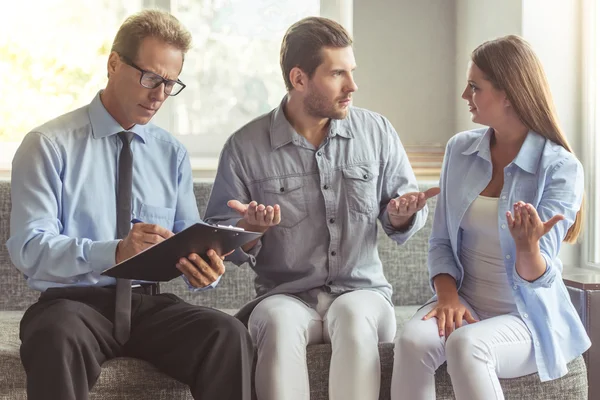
[
  {"xmin": 429, "ymin": 127, "xmax": 591, "ymax": 381},
  {"xmin": 7, "ymin": 92, "xmax": 217, "ymax": 292}
]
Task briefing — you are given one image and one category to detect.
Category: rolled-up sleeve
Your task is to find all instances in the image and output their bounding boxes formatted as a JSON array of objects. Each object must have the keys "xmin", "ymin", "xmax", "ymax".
[
  {"xmin": 204, "ymin": 138, "xmax": 259, "ymax": 267},
  {"xmin": 511, "ymin": 156, "xmax": 584, "ymax": 289},
  {"xmin": 378, "ymin": 117, "xmax": 427, "ymax": 244}
]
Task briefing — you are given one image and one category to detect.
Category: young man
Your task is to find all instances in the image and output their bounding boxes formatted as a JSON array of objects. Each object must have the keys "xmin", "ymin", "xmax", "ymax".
[
  {"xmin": 204, "ymin": 16, "xmax": 439, "ymax": 400},
  {"xmin": 7, "ymin": 10, "xmax": 253, "ymax": 400}
]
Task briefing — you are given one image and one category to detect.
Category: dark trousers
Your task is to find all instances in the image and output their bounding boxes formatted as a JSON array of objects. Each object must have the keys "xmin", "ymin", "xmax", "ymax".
[{"xmin": 19, "ymin": 286, "xmax": 254, "ymax": 400}]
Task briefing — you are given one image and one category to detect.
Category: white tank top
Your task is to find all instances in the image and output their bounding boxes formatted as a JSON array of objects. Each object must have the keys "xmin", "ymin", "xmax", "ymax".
[{"xmin": 459, "ymin": 195, "xmax": 518, "ymax": 319}]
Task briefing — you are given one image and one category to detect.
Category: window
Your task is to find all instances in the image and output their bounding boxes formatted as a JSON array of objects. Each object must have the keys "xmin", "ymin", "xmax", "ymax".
[
  {"xmin": 0, "ymin": 0, "xmax": 352, "ymax": 172},
  {"xmin": 583, "ymin": 0, "xmax": 600, "ymax": 267}
]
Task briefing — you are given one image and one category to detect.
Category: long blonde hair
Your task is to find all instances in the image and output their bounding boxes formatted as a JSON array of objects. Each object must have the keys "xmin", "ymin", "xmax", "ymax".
[{"xmin": 472, "ymin": 35, "xmax": 583, "ymax": 243}]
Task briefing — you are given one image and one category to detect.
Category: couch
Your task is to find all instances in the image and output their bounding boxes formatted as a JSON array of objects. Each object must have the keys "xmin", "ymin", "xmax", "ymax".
[{"xmin": 0, "ymin": 180, "xmax": 588, "ymax": 399}]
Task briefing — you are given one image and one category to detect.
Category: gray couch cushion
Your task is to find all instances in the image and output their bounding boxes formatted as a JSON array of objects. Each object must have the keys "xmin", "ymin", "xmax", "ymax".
[{"xmin": 0, "ymin": 181, "xmax": 436, "ymax": 311}]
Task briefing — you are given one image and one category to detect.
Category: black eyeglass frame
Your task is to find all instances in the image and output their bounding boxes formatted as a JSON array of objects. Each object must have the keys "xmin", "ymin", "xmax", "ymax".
[{"xmin": 120, "ymin": 55, "xmax": 186, "ymax": 96}]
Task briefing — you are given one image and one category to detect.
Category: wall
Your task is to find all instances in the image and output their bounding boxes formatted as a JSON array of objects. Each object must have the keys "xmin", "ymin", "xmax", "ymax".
[
  {"xmin": 522, "ymin": 0, "xmax": 583, "ymax": 267},
  {"xmin": 352, "ymin": 0, "xmax": 456, "ymax": 147},
  {"xmin": 353, "ymin": 0, "xmax": 583, "ymax": 267},
  {"xmin": 454, "ymin": 0, "xmax": 523, "ymax": 132}
]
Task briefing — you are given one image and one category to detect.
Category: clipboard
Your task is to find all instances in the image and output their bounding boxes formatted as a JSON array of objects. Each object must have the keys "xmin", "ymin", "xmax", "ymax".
[{"xmin": 101, "ymin": 222, "xmax": 262, "ymax": 282}]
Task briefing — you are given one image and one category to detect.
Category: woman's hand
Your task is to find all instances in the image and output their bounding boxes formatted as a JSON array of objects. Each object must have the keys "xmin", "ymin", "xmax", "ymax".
[
  {"xmin": 506, "ymin": 201, "xmax": 564, "ymax": 252},
  {"xmin": 423, "ymin": 296, "xmax": 478, "ymax": 338}
]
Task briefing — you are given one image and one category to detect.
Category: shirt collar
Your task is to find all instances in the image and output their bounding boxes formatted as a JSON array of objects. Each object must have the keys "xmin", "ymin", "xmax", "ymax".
[
  {"xmin": 88, "ymin": 91, "xmax": 147, "ymax": 143},
  {"xmin": 513, "ymin": 130, "xmax": 545, "ymax": 174},
  {"xmin": 461, "ymin": 127, "xmax": 545, "ymax": 174},
  {"xmin": 269, "ymin": 96, "xmax": 354, "ymax": 150},
  {"xmin": 329, "ymin": 117, "xmax": 354, "ymax": 139},
  {"xmin": 462, "ymin": 127, "xmax": 493, "ymax": 161},
  {"xmin": 269, "ymin": 96, "xmax": 298, "ymax": 150}
]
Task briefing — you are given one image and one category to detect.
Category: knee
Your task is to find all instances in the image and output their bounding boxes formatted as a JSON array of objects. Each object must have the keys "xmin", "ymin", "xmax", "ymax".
[
  {"xmin": 327, "ymin": 298, "xmax": 374, "ymax": 339},
  {"xmin": 395, "ymin": 320, "xmax": 444, "ymax": 363},
  {"xmin": 249, "ymin": 301, "xmax": 310, "ymax": 346},
  {"xmin": 21, "ymin": 303, "xmax": 86, "ymax": 358},
  {"xmin": 445, "ymin": 328, "xmax": 489, "ymax": 369},
  {"xmin": 209, "ymin": 311, "xmax": 251, "ymax": 342}
]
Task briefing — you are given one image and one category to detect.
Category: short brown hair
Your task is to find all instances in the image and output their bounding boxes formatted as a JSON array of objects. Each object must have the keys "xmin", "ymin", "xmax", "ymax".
[
  {"xmin": 280, "ymin": 16, "xmax": 352, "ymax": 91},
  {"xmin": 111, "ymin": 9, "xmax": 192, "ymax": 63}
]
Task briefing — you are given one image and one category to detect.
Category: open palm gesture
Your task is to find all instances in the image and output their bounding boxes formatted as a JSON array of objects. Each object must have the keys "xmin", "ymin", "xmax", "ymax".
[{"xmin": 506, "ymin": 201, "xmax": 564, "ymax": 251}]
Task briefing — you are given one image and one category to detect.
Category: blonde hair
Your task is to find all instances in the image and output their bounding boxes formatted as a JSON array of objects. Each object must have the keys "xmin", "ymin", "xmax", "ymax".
[
  {"xmin": 111, "ymin": 9, "xmax": 192, "ymax": 63},
  {"xmin": 472, "ymin": 35, "xmax": 583, "ymax": 243}
]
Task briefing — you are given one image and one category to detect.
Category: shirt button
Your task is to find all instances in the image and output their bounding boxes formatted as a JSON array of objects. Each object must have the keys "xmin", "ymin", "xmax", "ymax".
[
  {"xmin": 535, "ymin": 341, "xmax": 540, "ymax": 347},
  {"xmin": 323, "ymin": 185, "xmax": 329, "ymax": 190},
  {"xmin": 501, "ymin": 195, "xmax": 507, "ymax": 200},
  {"xmin": 329, "ymin": 218, "xmax": 335, "ymax": 223},
  {"xmin": 317, "ymin": 152, "xmax": 322, "ymax": 157},
  {"xmin": 279, "ymin": 187, "xmax": 285, "ymax": 192},
  {"xmin": 523, "ymin": 313, "xmax": 529, "ymax": 318},
  {"xmin": 513, "ymin": 285, "xmax": 518, "ymax": 290},
  {"xmin": 506, "ymin": 172, "xmax": 512, "ymax": 177},
  {"xmin": 331, "ymin": 251, "xmax": 337, "ymax": 256},
  {"xmin": 363, "ymin": 174, "xmax": 369, "ymax": 179},
  {"xmin": 501, "ymin": 224, "xmax": 506, "ymax": 229},
  {"xmin": 505, "ymin": 254, "xmax": 511, "ymax": 260}
]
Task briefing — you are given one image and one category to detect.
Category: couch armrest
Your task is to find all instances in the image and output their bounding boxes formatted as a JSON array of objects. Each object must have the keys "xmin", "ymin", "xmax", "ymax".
[{"xmin": 563, "ymin": 266, "xmax": 600, "ymax": 400}]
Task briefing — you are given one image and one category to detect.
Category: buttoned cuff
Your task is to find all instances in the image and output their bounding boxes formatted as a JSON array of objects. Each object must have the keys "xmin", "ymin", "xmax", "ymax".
[
  {"xmin": 90, "ymin": 240, "xmax": 121, "ymax": 273},
  {"xmin": 183, "ymin": 274, "xmax": 223, "ymax": 291}
]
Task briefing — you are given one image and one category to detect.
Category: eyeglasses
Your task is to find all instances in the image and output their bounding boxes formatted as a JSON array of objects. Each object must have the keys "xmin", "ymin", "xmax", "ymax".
[{"xmin": 120, "ymin": 56, "xmax": 186, "ymax": 96}]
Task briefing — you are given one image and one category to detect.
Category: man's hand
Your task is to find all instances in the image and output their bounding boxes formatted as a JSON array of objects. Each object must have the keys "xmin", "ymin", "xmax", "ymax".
[
  {"xmin": 176, "ymin": 250, "xmax": 228, "ymax": 288},
  {"xmin": 227, "ymin": 200, "xmax": 281, "ymax": 233},
  {"xmin": 387, "ymin": 187, "xmax": 440, "ymax": 230},
  {"xmin": 115, "ymin": 223, "xmax": 174, "ymax": 264}
]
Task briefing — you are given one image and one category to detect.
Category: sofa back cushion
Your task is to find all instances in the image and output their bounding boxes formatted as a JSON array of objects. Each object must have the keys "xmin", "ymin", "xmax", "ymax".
[{"xmin": 0, "ymin": 180, "xmax": 436, "ymax": 310}]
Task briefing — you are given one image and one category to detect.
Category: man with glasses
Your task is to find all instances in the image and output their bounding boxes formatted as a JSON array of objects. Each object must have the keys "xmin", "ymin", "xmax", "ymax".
[{"xmin": 7, "ymin": 9, "xmax": 253, "ymax": 400}]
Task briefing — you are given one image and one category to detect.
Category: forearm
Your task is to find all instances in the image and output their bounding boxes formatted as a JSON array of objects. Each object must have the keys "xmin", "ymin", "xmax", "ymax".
[
  {"xmin": 7, "ymin": 231, "xmax": 119, "ymax": 282},
  {"xmin": 433, "ymin": 273, "xmax": 459, "ymax": 301},
  {"xmin": 389, "ymin": 212, "xmax": 415, "ymax": 231},
  {"xmin": 515, "ymin": 242, "xmax": 547, "ymax": 282},
  {"xmin": 236, "ymin": 219, "xmax": 268, "ymax": 252}
]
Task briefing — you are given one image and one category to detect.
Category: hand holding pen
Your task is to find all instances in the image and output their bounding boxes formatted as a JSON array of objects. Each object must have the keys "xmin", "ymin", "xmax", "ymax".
[
  {"xmin": 115, "ymin": 218, "xmax": 174, "ymax": 264},
  {"xmin": 126, "ymin": 219, "xmax": 226, "ymax": 288}
]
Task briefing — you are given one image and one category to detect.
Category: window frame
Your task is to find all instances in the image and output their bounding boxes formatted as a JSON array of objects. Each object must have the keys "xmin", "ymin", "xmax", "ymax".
[
  {"xmin": 582, "ymin": 0, "xmax": 599, "ymax": 268},
  {"xmin": 148, "ymin": 0, "xmax": 354, "ymax": 171}
]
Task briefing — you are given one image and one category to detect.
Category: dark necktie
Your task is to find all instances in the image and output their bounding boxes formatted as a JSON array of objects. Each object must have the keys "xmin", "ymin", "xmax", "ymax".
[{"xmin": 114, "ymin": 131, "xmax": 134, "ymax": 345}]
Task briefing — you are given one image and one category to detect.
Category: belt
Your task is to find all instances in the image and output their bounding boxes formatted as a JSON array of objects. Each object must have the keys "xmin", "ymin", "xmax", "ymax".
[
  {"xmin": 132, "ymin": 282, "xmax": 160, "ymax": 295},
  {"xmin": 105, "ymin": 282, "xmax": 160, "ymax": 295}
]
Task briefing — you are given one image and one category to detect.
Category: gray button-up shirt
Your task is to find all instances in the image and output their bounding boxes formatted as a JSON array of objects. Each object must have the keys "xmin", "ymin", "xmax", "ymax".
[{"xmin": 205, "ymin": 98, "xmax": 427, "ymax": 321}]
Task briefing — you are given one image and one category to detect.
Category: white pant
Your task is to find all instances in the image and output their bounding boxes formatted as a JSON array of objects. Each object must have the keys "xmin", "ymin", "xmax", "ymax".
[
  {"xmin": 249, "ymin": 289, "xmax": 396, "ymax": 400},
  {"xmin": 391, "ymin": 297, "xmax": 537, "ymax": 400}
]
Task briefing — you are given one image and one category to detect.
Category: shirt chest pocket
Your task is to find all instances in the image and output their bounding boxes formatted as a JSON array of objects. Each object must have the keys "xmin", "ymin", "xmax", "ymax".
[
  {"xmin": 342, "ymin": 164, "xmax": 380, "ymax": 216},
  {"xmin": 261, "ymin": 177, "xmax": 308, "ymax": 228},
  {"xmin": 136, "ymin": 203, "xmax": 176, "ymax": 230}
]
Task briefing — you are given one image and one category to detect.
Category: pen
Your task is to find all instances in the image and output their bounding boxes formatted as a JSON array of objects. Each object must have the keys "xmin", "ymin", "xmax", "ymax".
[{"xmin": 131, "ymin": 218, "xmax": 144, "ymax": 224}]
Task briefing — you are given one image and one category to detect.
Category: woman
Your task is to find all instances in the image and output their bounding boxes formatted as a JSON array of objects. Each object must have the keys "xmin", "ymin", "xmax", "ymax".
[{"xmin": 391, "ymin": 35, "xmax": 590, "ymax": 400}]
